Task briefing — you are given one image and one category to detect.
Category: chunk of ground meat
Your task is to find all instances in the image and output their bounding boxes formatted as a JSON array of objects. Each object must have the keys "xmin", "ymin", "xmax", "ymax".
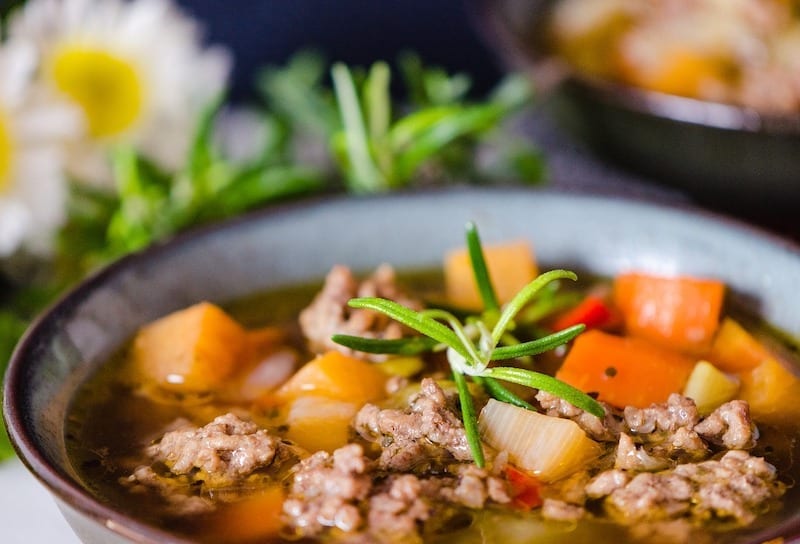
[
  {"xmin": 442, "ymin": 464, "xmax": 511, "ymax": 509},
  {"xmin": 585, "ymin": 469, "xmax": 631, "ymax": 498},
  {"xmin": 368, "ymin": 475, "xmax": 431, "ymax": 537},
  {"xmin": 354, "ymin": 378, "xmax": 472, "ymax": 471},
  {"xmin": 615, "ymin": 433, "xmax": 671, "ymax": 472},
  {"xmin": 694, "ymin": 400, "xmax": 758, "ymax": 450},
  {"xmin": 121, "ymin": 465, "xmax": 215, "ymax": 517},
  {"xmin": 624, "ymin": 394, "xmax": 700, "ymax": 436},
  {"xmin": 285, "ymin": 442, "xmax": 509, "ymax": 539},
  {"xmin": 673, "ymin": 450, "xmax": 783, "ymax": 524},
  {"xmin": 144, "ymin": 413, "xmax": 290, "ymax": 487},
  {"xmin": 542, "ymin": 498, "xmax": 586, "ymax": 522},
  {"xmin": 536, "ymin": 390, "xmax": 621, "ymax": 442},
  {"xmin": 606, "ymin": 471, "xmax": 694, "ymax": 521},
  {"xmin": 592, "ymin": 451, "xmax": 784, "ymax": 526},
  {"xmin": 284, "ymin": 444, "xmax": 372, "ymax": 535},
  {"xmin": 299, "ymin": 265, "xmax": 423, "ymax": 361}
]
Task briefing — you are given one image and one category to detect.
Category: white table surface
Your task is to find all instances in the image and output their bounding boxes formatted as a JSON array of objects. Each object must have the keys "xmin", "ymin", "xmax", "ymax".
[{"xmin": 0, "ymin": 457, "xmax": 80, "ymax": 543}]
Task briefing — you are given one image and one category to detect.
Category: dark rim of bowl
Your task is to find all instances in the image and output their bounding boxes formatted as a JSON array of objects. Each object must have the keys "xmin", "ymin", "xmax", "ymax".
[
  {"xmin": 471, "ymin": 0, "xmax": 800, "ymax": 135},
  {"xmin": 6, "ymin": 186, "xmax": 800, "ymax": 543}
]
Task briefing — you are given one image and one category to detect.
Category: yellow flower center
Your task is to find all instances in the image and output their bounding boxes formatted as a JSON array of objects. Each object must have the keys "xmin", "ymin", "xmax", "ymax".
[
  {"xmin": 0, "ymin": 110, "xmax": 14, "ymax": 192},
  {"xmin": 51, "ymin": 44, "xmax": 144, "ymax": 138}
]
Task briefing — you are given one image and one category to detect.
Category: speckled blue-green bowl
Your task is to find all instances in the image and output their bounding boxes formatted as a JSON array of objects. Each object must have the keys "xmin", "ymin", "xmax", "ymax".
[{"xmin": 5, "ymin": 187, "xmax": 800, "ymax": 543}]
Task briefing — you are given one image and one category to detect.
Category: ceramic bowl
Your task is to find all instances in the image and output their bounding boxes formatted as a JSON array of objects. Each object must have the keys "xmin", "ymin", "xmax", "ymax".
[
  {"xmin": 473, "ymin": 0, "xmax": 800, "ymax": 212},
  {"xmin": 5, "ymin": 187, "xmax": 800, "ymax": 542}
]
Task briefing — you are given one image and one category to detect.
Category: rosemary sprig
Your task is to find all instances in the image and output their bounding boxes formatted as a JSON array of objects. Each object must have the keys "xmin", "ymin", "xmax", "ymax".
[{"xmin": 334, "ymin": 224, "xmax": 603, "ymax": 467}]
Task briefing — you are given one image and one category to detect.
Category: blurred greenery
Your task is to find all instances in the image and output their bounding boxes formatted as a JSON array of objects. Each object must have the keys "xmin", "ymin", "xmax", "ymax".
[{"xmin": 0, "ymin": 51, "xmax": 544, "ymax": 461}]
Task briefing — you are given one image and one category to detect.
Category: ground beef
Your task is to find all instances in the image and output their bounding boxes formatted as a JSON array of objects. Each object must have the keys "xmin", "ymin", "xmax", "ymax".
[
  {"xmin": 367, "ymin": 474, "xmax": 432, "ymax": 537},
  {"xmin": 122, "ymin": 413, "xmax": 294, "ymax": 515},
  {"xmin": 536, "ymin": 390, "xmax": 621, "ymax": 442},
  {"xmin": 284, "ymin": 441, "xmax": 510, "ymax": 540},
  {"xmin": 592, "ymin": 451, "xmax": 783, "ymax": 525},
  {"xmin": 299, "ymin": 265, "xmax": 423, "ymax": 361},
  {"xmin": 615, "ymin": 433, "xmax": 671, "ymax": 472},
  {"xmin": 121, "ymin": 465, "xmax": 215, "ymax": 517},
  {"xmin": 585, "ymin": 469, "xmax": 631, "ymax": 498},
  {"xmin": 542, "ymin": 498, "xmax": 586, "ymax": 522},
  {"xmin": 624, "ymin": 394, "xmax": 700, "ymax": 436},
  {"xmin": 354, "ymin": 378, "xmax": 472, "ymax": 471},
  {"xmin": 143, "ymin": 413, "xmax": 288, "ymax": 487},
  {"xmin": 440, "ymin": 464, "xmax": 511, "ymax": 509},
  {"xmin": 694, "ymin": 400, "xmax": 758, "ymax": 450},
  {"xmin": 283, "ymin": 444, "xmax": 372, "ymax": 535},
  {"xmin": 673, "ymin": 450, "xmax": 783, "ymax": 524}
]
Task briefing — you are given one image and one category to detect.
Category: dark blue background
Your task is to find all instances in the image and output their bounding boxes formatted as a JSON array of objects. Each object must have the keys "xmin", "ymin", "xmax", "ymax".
[{"xmin": 175, "ymin": 0, "xmax": 504, "ymax": 100}]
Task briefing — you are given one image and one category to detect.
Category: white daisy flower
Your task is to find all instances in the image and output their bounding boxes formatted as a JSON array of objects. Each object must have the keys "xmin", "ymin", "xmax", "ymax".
[
  {"xmin": 8, "ymin": 0, "xmax": 231, "ymax": 186},
  {"xmin": 0, "ymin": 41, "xmax": 80, "ymax": 257}
]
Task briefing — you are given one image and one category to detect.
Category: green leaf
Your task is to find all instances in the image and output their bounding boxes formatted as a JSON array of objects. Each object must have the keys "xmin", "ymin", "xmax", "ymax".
[
  {"xmin": 331, "ymin": 63, "xmax": 387, "ymax": 192},
  {"xmin": 391, "ymin": 104, "xmax": 504, "ymax": 182},
  {"xmin": 347, "ymin": 297, "xmax": 470, "ymax": 360},
  {"xmin": 492, "ymin": 325, "xmax": 585, "ymax": 360},
  {"xmin": 482, "ymin": 366, "xmax": 604, "ymax": 418},
  {"xmin": 331, "ymin": 334, "xmax": 438, "ymax": 355},
  {"xmin": 492, "ymin": 269, "xmax": 578, "ymax": 345},
  {"xmin": 465, "ymin": 222, "xmax": 500, "ymax": 312},
  {"xmin": 453, "ymin": 369, "xmax": 484, "ymax": 467},
  {"xmin": 474, "ymin": 375, "xmax": 534, "ymax": 410},
  {"xmin": 258, "ymin": 50, "xmax": 339, "ymax": 137}
]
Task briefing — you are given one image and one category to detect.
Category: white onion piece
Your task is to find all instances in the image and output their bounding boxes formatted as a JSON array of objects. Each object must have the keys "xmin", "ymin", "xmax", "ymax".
[{"xmin": 239, "ymin": 349, "xmax": 298, "ymax": 400}]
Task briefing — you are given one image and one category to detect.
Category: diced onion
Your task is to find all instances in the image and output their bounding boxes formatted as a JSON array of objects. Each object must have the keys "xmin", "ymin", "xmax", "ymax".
[{"xmin": 479, "ymin": 399, "xmax": 601, "ymax": 482}]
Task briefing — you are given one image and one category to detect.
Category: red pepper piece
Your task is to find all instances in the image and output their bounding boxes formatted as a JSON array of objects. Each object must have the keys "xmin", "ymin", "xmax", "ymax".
[
  {"xmin": 504, "ymin": 465, "xmax": 543, "ymax": 510},
  {"xmin": 551, "ymin": 295, "xmax": 619, "ymax": 332}
]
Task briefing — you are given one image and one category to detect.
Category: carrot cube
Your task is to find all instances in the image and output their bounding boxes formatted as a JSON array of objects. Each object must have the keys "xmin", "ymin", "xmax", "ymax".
[
  {"xmin": 707, "ymin": 318, "xmax": 773, "ymax": 373},
  {"xmin": 444, "ymin": 240, "xmax": 538, "ymax": 311},
  {"xmin": 613, "ymin": 272, "xmax": 725, "ymax": 354},
  {"xmin": 739, "ymin": 358, "xmax": 800, "ymax": 424},
  {"xmin": 276, "ymin": 350, "xmax": 388, "ymax": 405},
  {"xmin": 131, "ymin": 302, "xmax": 248, "ymax": 392},
  {"xmin": 555, "ymin": 329, "xmax": 695, "ymax": 408}
]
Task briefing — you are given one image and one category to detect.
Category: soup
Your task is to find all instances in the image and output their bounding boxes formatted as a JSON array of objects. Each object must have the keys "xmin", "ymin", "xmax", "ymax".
[
  {"xmin": 547, "ymin": 0, "xmax": 800, "ymax": 113},
  {"xmin": 66, "ymin": 231, "xmax": 800, "ymax": 543}
]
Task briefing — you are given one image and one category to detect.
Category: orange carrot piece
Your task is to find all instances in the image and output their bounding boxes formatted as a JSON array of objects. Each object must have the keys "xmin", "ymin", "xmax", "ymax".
[
  {"xmin": 707, "ymin": 318, "xmax": 773, "ymax": 373},
  {"xmin": 613, "ymin": 272, "xmax": 725, "ymax": 354},
  {"xmin": 131, "ymin": 302, "xmax": 248, "ymax": 392},
  {"xmin": 444, "ymin": 240, "xmax": 538, "ymax": 310},
  {"xmin": 276, "ymin": 350, "xmax": 388, "ymax": 404},
  {"xmin": 203, "ymin": 487, "xmax": 284, "ymax": 542},
  {"xmin": 739, "ymin": 358, "xmax": 800, "ymax": 424},
  {"xmin": 555, "ymin": 330, "xmax": 695, "ymax": 408}
]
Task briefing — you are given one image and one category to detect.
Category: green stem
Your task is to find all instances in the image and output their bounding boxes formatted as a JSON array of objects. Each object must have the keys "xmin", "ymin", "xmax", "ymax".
[
  {"xmin": 466, "ymin": 222, "xmax": 500, "ymax": 312},
  {"xmin": 331, "ymin": 63, "xmax": 386, "ymax": 192},
  {"xmin": 453, "ymin": 369, "xmax": 485, "ymax": 468}
]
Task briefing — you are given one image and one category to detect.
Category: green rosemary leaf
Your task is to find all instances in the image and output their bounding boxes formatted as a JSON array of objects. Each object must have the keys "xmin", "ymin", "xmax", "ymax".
[
  {"xmin": 347, "ymin": 298, "xmax": 469, "ymax": 360},
  {"xmin": 517, "ymin": 289, "xmax": 583, "ymax": 324},
  {"xmin": 453, "ymin": 369, "xmax": 485, "ymax": 468},
  {"xmin": 465, "ymin": 222, "xmax": 500, "ymax": 312},
  {"xmin": 492, "ymin": 269, "xmax": 578, "ymax": 345},
  {"xmin": 492, "ymin": 324, "xmax": 585, "ymax": 361},
  {"xmin": 331, "ymin": 63, "xmax": 386, "ymax": 192},
  {"xmin": 482, "ymin": 366, "xmax": 604, "ymax": 418},
  {"xmin": 474, "ymin": 375, "xmax": 534, "ymax": 410},
  {"xmin": 331, "ymin": 334, "xmax": 438, "ymax": 355}
]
